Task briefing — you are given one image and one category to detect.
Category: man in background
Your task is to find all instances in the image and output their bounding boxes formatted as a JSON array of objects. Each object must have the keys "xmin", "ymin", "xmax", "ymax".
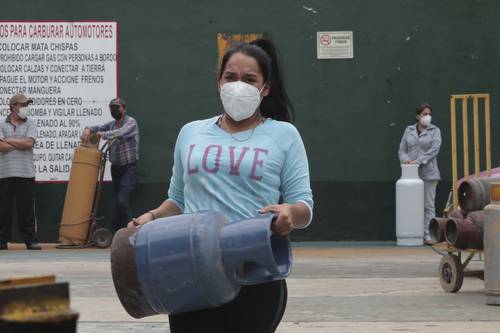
[
  {"xmin": 0, "ymin": 93, "xmax": 41, "ymax": 250},
  {"xmin": 81, "ymin": 97, "xmax": 139, "ymax": 232}
]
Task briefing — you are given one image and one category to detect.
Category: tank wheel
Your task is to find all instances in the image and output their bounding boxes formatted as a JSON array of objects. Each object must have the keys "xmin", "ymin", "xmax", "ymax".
[
  {"xmin": 92, "ymin": 228, "xmax": 113, "ymax": 249},
  {"xmin": 439, "ymin": 254, "xmax": 464, "ymax": 293}
]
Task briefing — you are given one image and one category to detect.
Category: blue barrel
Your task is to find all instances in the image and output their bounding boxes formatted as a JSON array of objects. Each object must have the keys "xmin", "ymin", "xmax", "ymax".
[{"xmin": 111, "ymin": 211, "xmax": 292, "ymax": 317}]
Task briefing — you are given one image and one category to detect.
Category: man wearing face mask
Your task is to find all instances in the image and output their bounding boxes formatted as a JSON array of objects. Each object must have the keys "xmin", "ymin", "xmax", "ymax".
[
  {"xmin": 398, "ymin": 103, "xmax": 441, "ymax": 245},
  {"xmin": 0, "ymin": 93, "xmax": 41, "ymax": 250},
  {"xmin": 81, "ymin": 97, "xmax": 139, "ymax": 232}
]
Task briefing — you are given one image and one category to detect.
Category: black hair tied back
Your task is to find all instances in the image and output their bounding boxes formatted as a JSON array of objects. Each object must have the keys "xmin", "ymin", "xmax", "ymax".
[{"xmin": 219, "ymin": 38, "xmax": 295, "ymax": 123}]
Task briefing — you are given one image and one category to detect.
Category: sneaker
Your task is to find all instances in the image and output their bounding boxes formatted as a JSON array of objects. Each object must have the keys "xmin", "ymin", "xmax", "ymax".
[
  {"xmin": 25, "ymin": 241, "xmax": 42, "ymax": 250},
  {"xmin": 0, "ymin": 242, "xmax": 7, "ymax": 250}
]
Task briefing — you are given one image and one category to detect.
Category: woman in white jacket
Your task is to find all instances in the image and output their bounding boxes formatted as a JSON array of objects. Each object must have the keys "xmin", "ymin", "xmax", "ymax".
[{"xmin": 398, "ymin": 103, "xmax": 441, "ymax": 244}]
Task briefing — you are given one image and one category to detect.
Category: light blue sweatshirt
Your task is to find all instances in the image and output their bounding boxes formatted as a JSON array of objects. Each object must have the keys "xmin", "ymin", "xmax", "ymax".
[{"xmin": 167, "ymin": 116, "xmax": 313, "ymax": 226}]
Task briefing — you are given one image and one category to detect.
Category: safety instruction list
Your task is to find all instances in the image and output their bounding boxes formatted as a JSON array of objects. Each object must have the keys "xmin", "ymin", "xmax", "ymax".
[{"xmin": 0, "ymin": 21, "xmax": 117, "ymax": 181}]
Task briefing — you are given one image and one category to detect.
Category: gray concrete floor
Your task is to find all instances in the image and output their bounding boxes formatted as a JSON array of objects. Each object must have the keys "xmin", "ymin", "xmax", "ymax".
[{"xmin": 1, "ymin": 243, "xmax": 499, "ymax": 332}]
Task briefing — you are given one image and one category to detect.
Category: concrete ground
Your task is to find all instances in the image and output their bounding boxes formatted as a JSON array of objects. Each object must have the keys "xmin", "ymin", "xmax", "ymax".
[{"xmin": 1, "ymin": 242, "xmax": 499, "ymax": 332}]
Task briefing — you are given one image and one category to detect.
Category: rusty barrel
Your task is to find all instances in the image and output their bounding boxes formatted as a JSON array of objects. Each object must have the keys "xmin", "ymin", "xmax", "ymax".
[
  {"xmin": 444, "ymin": 211, "xmax": 484, "ymax": 249},
  {"xmin": 458, "ymin": 177, "xmax": 500, "ymax": 212},
  {"xmin": 429, "ymin": 210, "xmax": 464, "ymax": 243},
  {"xmin": 448, "ymin": 209, "xmax": 465, "ymax": 219},
  {"xmin": 484, "ymin": 183, "xmax": 500, "ymax": 305},
  {"xmin": 429, "ymin": 217, "xmax": 448, "ymax": 243}
]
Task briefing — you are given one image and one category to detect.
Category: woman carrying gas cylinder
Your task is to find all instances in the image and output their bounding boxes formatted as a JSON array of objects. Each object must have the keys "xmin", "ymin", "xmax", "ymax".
[
  {"xmin": 398, "ymin": 103, "xmax": 441, "ymax": 245},
  {"xmin": 129, "ymin": 38, "xmax": 313, "ymax": 332}
]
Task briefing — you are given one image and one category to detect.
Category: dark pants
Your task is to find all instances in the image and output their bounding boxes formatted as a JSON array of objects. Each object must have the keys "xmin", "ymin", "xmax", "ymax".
[
  {"xmin": 0, "ymin": 177, "xmax": 38, "ymax": 243},
  {"xmin": 111, "ymin": 162, "xmax": 138, "ymax": 232},
  {"xmin": 169, "ymin": 280, "xmax": 287, "ymax": 333}
]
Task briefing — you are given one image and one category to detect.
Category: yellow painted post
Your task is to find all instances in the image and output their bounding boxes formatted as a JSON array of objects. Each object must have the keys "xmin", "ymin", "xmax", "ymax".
[
  {"xmin": 485, "ymin": 94, "xmax": 492, "ymax": 176},
  {"xmin": 450, "ymin": 97, "xmax": 458, "ymax": 209},
  {"xmin": 473, "ymin": 96, "xmax": 480, "ymax": 177},
  {"xmin": 450, "ymin": 93, "xmax": 492, "ymax": 210},
  {"xmin": 462, "ymin": 98, "xmax": 470, "ymax": 180}
]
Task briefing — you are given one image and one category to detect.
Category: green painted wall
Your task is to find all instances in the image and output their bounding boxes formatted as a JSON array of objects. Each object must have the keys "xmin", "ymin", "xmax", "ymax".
[{"xmin": 3, "ymin": 0, "xmax": 500, "ymax": 241}]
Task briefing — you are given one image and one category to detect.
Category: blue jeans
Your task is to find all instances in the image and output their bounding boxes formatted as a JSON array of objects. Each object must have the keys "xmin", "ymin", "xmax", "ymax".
[{"xmin": 111, "ymin": 162, "xmax": 138, "ymax": 232}]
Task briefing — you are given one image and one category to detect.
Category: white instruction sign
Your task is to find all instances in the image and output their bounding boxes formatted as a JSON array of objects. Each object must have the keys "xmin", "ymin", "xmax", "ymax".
[
  {"xmin": 317, "ymin": 31, "xmax": 353, "ymax": 59},
  {"xmin": 0, "ymin": 21, "xmax": 118, "ymax": 181}
]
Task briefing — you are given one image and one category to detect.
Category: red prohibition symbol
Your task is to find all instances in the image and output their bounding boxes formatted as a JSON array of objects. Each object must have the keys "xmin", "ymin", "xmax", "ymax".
[{"xmin": 319, "ymin": 34, "xmax": 331, "ymax": 46}]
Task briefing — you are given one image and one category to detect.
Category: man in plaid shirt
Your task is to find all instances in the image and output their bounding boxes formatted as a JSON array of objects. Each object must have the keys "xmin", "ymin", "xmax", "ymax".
[{"xmin": 81, "ymin": 98, "xmax": 139, "ymax": 231}]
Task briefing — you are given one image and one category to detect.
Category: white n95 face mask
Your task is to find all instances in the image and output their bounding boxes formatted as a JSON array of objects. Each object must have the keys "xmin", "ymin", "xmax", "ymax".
[
  {"xmin": 220, "ymin": 81, "xmax": 264, "ymax": 122},
  {"xmin": 17, "ymin": 108, "xmax": 29, "ymax": 119},
  {"xmin": 419, "ymin": 115, "xmax": 432, "ymax": 127}
]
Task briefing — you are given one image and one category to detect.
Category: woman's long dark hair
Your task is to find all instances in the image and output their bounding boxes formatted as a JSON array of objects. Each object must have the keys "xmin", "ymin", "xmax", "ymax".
[
  {"xmin": 218, "ymin": 38, "xmax": 295, "ymax": 123},
  {"xmin": 415, "ymin": 102, "xmax": 432, "ymax": 122}
]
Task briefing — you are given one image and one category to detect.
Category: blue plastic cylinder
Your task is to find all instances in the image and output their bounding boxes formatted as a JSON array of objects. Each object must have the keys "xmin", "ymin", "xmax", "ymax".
[
  {"xmin": 134, "ymin": 211, "xmax": 238, "ymax": 314},
  {"xmin": 220, "ymin": 215, "xmax": 292, "ymax": 285},
  {"xmin": 124, "ymin": 211, "xmax": 292, "ymax": 316}
]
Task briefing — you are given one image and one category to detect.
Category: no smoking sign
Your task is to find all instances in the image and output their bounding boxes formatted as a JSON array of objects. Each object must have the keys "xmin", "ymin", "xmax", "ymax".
[{"xmin": 317, "ymin": 31, "xmax": 353, "ymax": 59}]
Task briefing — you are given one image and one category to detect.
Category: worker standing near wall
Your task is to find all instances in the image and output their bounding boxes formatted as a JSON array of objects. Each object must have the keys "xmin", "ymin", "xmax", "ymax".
[
  {"xmin": 398, "ymin": 103, "xmax": 441, "ymax": 245},
  {"xmin": 81, "ymin": 98, "xmax": 139, "ymax": 232},
  {"xmin": 0, "ymin": 94, "xmax": 41, "ymax": 250},
  {"xmin": 128, "ymin": 38, "xmax": 313, "ymax": 332}
]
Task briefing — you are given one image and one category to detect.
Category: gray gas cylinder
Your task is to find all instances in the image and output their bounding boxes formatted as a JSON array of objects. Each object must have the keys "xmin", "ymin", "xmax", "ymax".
[
  {"xmin": 483, "ymin": 182, "xmax": 500, "ymax": 306},
  {"xmin": 396, "ymin": 164, "xmax": 424, "ymax": 246}
]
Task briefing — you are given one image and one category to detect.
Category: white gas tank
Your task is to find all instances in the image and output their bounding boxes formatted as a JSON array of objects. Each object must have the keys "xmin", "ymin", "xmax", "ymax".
[
  {"xmin": 396, "ymin": 164, "xmax": 424, "ymax": 246},
  {"xmin": 483, "ymin": 182, "xmax": 500, "ymax": 306}
]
